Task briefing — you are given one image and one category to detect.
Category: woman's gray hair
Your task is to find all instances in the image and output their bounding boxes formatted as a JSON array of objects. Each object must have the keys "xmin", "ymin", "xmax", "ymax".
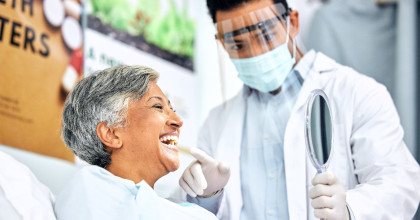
[{"xmin": 62, "ymin": 65, "xmax": 159, "ymax": 168}]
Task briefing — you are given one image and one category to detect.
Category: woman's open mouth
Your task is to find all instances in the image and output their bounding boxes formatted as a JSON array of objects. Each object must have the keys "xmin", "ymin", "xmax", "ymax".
[{"xmin": 159, "ymin": 135, "xmax": 179, "ymax": 151}]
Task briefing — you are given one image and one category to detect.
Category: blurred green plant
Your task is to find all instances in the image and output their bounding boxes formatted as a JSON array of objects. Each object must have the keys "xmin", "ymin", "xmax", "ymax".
[
  {"xmin": 144, "ymin": 0, "xmax": 195, "ymax": 57},
  {"xmin": 90, "ymin": 0, "xmax": 195, "ymax": 58},
  {"xmin": 90, "ymin": 0, "xmax": 135, "ymax": 33}
]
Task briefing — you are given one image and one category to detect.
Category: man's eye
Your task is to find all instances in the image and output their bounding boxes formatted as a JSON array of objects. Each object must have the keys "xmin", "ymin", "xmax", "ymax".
[
  {"xmin": 257, "ymin": 31, "xmax": 276, "ymax": 43},
  {"xmin": 230, "ymin": 44, "xmax": 243, "ymax": 51},
  {"xmin": 264, "ymin": 33, "xmax": 276, "ymax": 42}
]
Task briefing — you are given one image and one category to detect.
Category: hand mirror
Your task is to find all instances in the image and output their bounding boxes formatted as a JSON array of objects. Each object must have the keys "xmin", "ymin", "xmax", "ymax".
[{"xmin": 304, "ymin": 89, "xmax": 334, "ymax": 173}]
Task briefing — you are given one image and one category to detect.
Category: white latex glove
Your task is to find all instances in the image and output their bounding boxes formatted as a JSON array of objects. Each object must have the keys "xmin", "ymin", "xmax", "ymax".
[
  {"xmin": 309, "ymin": 171, "xmax": 349, "ymax": 220},
  {"xmin": 179, "ymin": 147, "xmax": 230, "ymax": 197}
]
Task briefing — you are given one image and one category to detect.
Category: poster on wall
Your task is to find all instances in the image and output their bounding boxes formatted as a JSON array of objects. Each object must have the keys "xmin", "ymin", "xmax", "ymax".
[
  {"xmin": 85, "ymin": 0, "xmax": 198, "ymax": 148},
  {"xmin": 0, "ymin": 0, "xmax": 84, "ymax": 161}
]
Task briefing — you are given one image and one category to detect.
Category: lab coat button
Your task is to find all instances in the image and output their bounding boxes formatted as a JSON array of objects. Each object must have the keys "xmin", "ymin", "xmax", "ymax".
[
  {"xmin": 266, "ymin": 208, "xmax": 275, "ymax": 216},
  {"xmin": 268, "ymin": 170, "xmax": 276, "ymax": 178}
]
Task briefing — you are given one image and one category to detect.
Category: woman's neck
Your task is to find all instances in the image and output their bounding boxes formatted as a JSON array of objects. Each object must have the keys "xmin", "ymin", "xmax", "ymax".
[{"xmin": 106, "ymin": 155, "xmax": 164, "ymax": 187}]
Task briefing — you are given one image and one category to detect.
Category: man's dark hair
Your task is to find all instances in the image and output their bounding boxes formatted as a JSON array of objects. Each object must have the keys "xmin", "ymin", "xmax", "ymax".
[{"xmin": 207, "ymin": 0, "xmax": 289, "ymax": 23}]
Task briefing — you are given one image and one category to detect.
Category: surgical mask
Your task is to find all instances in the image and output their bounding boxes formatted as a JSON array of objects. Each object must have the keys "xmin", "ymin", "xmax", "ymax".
[{"xmin": 230, "ymin": 19, "xmax": 296, "ymax": 93}]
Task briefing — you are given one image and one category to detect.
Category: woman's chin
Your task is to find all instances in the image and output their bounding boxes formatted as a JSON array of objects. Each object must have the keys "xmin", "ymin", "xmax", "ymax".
[
  {"xmin": 162, "ymin": 156, "xmax": 180, "ymax": 173},
  {"xmin": 160, "ymin": 143, "xmax": 180, "ymax": 172},
  {"xmin": 167, "ymin": 159, "xmax": 180, "ymax": 172}
]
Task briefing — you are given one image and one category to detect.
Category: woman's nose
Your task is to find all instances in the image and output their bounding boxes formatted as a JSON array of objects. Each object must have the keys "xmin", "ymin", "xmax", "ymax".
[{"xmin": 167, "ymin": 112, "xmax": 183, "ymax": 129}]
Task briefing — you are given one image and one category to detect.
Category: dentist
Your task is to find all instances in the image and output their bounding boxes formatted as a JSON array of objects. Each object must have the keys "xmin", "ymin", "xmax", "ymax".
[{"xmin": 179, "ymin": 0, "xmax": 420, "ymax": 219}]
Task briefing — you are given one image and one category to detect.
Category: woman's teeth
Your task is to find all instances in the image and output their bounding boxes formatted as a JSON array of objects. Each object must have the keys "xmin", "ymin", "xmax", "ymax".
[{"xmin": 159, "ymin": 135, "xmax": 179, "ymax": 146}]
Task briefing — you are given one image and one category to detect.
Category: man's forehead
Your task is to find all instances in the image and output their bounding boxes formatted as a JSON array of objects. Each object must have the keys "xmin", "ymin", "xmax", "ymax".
[
  {"xmin": 215, "ymin": 0, "xmax": 276, "ymax": 23},
  {"xmin": 216, "ymin": 11, "xmax": 279, "ymax": 34},
  {"xmin": 214, "ymin": 1, "xmax": 290, "ymax": 36}
]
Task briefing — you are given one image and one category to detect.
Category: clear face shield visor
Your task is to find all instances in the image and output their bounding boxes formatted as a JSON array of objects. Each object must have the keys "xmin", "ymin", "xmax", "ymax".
[{"xmin": 215, "ymin": 3, "xmax": 292, "ymax": 59}]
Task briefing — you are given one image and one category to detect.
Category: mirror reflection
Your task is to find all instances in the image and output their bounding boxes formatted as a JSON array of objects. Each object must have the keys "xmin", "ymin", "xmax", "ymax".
[{"xmin": 305, "ymin": 89, "xmax": 333, "ymax": 173}]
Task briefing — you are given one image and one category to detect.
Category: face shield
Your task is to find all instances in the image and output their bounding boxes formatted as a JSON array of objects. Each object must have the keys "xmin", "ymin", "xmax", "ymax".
[
  {"xmin": 215, "ymin": 3, "xmax": 292, "ymax": 59},
  {"xmin": 214, "ymin": 3, "xmax": 298, "ymax": 96}
]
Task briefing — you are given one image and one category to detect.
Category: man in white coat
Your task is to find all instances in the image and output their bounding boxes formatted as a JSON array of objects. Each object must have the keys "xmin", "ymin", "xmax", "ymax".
[{"xmin": 179, "ymin": 0, "xmax": 420, "ymax": 219}]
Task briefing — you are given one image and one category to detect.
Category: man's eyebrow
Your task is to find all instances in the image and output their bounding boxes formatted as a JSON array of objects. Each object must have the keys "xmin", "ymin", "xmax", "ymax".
[
  {"xmin": 225, "ymin": 37, "xmax": 244, "ymax": 44},
  {"xmin": 222, "ymin": 16, "xmax": 281, "ymax": 39}
]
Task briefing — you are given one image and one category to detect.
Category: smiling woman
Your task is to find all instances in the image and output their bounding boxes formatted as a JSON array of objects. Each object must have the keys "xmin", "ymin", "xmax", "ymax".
[
  {"xmin": 54, "ymin": 65, "xmax": 217, "ymax": 220},
  {"xmin": 99, "ymin": 80, "xmax": 183, "ymax": 185}
]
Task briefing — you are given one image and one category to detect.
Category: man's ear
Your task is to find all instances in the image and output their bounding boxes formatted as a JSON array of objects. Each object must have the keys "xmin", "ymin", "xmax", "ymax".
[
  {"xmin": 96, "ymin": 122, "xmax": 123, "ymax": 150},
  {"xmin": 289, "ymin": 10, "xmax": 300, "ymax": 39}
]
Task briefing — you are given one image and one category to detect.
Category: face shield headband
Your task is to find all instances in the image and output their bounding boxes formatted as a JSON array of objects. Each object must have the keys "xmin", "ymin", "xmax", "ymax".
[{"xmin": 215, "ymin": 3, "xmax": 292, "ymax": 59}]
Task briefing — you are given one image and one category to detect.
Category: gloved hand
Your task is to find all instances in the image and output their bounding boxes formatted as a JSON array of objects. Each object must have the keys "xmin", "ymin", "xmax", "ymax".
[
  {"xmin": 309, "ymin": 171, "xmax": 349, "ymax": 220},
  {"xmin": 179, "ymin": 147, "xmax": 230, "ymax": 197}
]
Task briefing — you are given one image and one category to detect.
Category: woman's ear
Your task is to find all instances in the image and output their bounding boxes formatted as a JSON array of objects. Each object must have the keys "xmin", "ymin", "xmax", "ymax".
[
  {"xmin": 289, "ymin": 10, "xmax": 300, "ymax": 39},
  {"xmin": 96, "ymin": 122, "xmax": 123, "ymax": 149}
]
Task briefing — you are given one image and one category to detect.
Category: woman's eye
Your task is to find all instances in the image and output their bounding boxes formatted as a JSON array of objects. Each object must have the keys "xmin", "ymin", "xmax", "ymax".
[{"xmin": 152, "ymin": 104, "xmax": 164, "ymax": 110}]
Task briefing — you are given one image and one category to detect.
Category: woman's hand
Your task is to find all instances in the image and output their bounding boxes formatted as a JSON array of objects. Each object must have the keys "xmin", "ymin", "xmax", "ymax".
[{"xmin": 179, "ymin": 148, "xmax": 230, "ymax": 197}]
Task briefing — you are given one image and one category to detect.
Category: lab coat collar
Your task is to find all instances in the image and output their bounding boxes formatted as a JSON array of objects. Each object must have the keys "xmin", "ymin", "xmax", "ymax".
[
  {"xmin": 294, "ymin": 49, "xmax": 316, "ymax": 79},
  {"xmin": 292, "ymin": 50, "xmax": 340, "ymax": 114}
]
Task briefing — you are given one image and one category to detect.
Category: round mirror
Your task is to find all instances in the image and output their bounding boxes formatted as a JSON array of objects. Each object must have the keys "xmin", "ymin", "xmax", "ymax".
[{"xmin": 304, "ymin": 89, "xmax": 334, "ymax": 173}]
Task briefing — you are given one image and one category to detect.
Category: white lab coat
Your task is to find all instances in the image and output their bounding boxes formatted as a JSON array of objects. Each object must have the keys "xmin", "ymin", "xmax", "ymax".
[{"xmin": 197, "ymin": 52, "xmax": 420, "ymax": 220}]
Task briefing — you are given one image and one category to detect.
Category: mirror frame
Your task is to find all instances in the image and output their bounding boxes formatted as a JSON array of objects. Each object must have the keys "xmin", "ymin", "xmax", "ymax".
[{"xmin": 304, "ymin": 89, "xmax": 334, "ymax": 173}]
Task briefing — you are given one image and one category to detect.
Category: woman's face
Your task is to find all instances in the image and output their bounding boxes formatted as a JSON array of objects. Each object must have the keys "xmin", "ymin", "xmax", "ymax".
[{"xmin": 117, "ymin": 81, "xmax": 183, "ymax": 176}]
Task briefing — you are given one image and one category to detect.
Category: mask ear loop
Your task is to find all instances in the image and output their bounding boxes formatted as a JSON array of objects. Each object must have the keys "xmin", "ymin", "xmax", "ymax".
[
  {"xmin": 216, "ymin": 39, "xmax": 227, "ymax": 105},
  {"xmin": 285, "ymin": 17, "xmax": 297, "ymax": 60},
  {"xmin": 285, "ymin": 17, "xmax": 290, "ymax": 45}
]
